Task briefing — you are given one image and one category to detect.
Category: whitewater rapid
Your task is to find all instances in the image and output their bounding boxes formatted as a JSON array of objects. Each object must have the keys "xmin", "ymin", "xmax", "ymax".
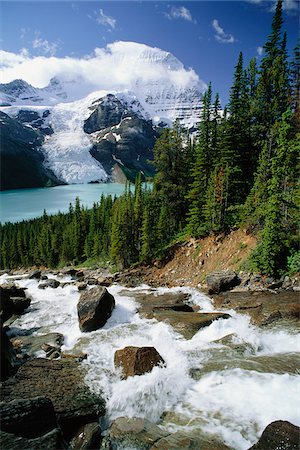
[{"xmin": 1, "ymin": 274, "xmax": 300, "ymax": 450}]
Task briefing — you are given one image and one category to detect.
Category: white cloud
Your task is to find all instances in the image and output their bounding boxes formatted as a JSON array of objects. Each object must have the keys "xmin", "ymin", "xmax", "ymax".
[
  {"xmin": 20, "ymin": 48, "xmax": 30, "ymax": 58},
  {"xmin": 93, "ymin": 8, "xmax": 117, "ymax": 29},
  {"xmin": 166, "ymin": 6, "xmax": 196, "ymax": 23},
  {"xmin": 247, "ymin": 0, "xmax": 299, "ymax": 12},
  {"xmin": 257, "ymin": 46, "xmax": 264, "ymax": 56},
  {"xmin": 32, "ymin": 37, "xmax": 59, "ymax": 56},
  {"xmin": 0, "ymin": 41, "xmax": 206, "ymax": 95},
  {"xmin": 212, "ymin": 19, "xmax": 235, "ymax": 44}
]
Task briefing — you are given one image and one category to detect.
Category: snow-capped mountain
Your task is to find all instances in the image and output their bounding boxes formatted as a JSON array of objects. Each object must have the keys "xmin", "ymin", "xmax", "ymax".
[{"xmin": 0, "ymin": 42, "xmax": 205, "ymax": 188}]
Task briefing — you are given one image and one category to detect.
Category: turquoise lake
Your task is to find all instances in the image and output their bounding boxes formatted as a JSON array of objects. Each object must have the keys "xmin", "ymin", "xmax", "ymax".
[{"xmin": 0, "ymin": 183, "xmax": 128, "ymax": 224}]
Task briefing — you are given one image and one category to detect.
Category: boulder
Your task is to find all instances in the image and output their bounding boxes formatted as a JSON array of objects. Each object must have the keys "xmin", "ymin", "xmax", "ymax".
[
  {"xmin": 60, "ymin": 267, "xmax": 78, "ymax": 276},
  {"xmin": 97, "ymin": 276, "xmax": 113, "ymax": 287},
  {"xmin": 77, "ymin": 282, "xmax": 87, "ymax": 291},
  {"xmin": 0, "ymin": 397, "xmax": 57, "ymax": 438},
  {"xmin": 119, "ymin": 289, "xmax": 230, "ymax": 339},
  {"xmin": 214, "ymin": 291, "xmax": 300, "ymax": 326},
  {"xmin": 0, "ymin": 324, "xmax": 16, "ymax": 380},
  {"xmin": 150, "ymin": 311, "xmax": 231, "ymax": 340},
  {"xmin": 0, "ymin": 284, "xmax": 29, "ymax": 322},
  {"xmin": 119, "ymin": 289, "xmax": 194, "ymax": 315},
  {"xmin": 114, "ymin": 346, "xmax": 165, "ymax": 379},
  {"xmin": 206, "ymin": 270, "xmax": 240, "ymax": 294},
  {"xmin": 10, "ymin": 296, "xmax": 31, "ymax": 315},
  {"xmin": 70, "ymin": 422, "xmax": 102, "ymax": 449},
  {"xmin": 38, "ymin": 279, "xmax": 60, "ymax": 289},
  {"xmin": 0, "ymin": 429, "xmax": 66, "ymax": 450},
  {"xmin": 150, "ymin": 431, "xmax": 231, "ymax": 450},
  {"xmin": 28, "ymin": 270, "xmax": 41, "ymax": 279},
  {"xmin": 248, "ymin": 420, "xmax": 300, "ymax": 450},
  {"xmin": 1, "ymin": 358, "xmax": 106, "ymax": 440},
  {"xmin": 77, "ymin": 286, "xmax": 115, "ymax": 332},
  {"xmin": 100, "ymin": 417, "xmax": 168, "ymax": 449}
]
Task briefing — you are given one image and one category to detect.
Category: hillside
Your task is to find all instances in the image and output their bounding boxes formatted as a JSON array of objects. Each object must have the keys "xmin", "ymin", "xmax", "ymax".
[{"xmin": 129, "ymin": 230, "xmax": 257, "ymax": 288}]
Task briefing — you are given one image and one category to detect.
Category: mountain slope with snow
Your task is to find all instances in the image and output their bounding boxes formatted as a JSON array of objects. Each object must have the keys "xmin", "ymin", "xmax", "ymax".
[{"xmin": 0, "ymin": 42, "xmax": 205, "ymax": 187}]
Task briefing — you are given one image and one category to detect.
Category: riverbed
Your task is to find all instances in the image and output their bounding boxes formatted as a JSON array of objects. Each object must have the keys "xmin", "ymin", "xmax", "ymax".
[{"xmin": 1, "ymin": 273, "xmax": 300, "ymax": 449}]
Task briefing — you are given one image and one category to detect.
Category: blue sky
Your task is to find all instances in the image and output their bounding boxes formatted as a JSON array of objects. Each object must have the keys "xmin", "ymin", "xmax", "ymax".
[{"xmin": 0, "ymin": 1, "xmax": 299, "ymax": 105}]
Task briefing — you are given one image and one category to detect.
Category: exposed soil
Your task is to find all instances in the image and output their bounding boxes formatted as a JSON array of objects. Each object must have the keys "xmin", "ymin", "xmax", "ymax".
[{"xmin": 140, "ymin": 230, "xmax": 257, "ymax": 288}]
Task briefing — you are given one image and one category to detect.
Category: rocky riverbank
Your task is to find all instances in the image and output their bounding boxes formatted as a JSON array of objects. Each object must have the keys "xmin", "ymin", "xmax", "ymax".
[{"xmin": 0, "ymin": 267, "xmax": 299, "ymax": 449}]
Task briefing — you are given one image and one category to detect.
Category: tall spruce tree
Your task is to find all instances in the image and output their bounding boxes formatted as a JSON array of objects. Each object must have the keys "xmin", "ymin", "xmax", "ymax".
[{"xmin": 186, "ymin": 83, "xmax": 214, "ymax": 236}]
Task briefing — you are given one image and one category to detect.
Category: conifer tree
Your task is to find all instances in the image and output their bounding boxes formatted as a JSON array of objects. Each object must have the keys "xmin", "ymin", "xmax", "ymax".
[{"xmin": 186, "ymin": 83, "xmax": 214, "ymax": 236}]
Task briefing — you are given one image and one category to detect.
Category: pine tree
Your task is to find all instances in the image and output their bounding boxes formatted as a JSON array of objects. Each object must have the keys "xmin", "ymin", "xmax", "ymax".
[
  {"xmin": 255, "ymin": 0, "xmax": 289, "ymax": 132},
  {"xmin": 250, "ymin": 109, "xmax": 299, "ymax": 275},
  {"xmin": 186, "ymin": 84, "xmax": 214, "ymax": 236}
]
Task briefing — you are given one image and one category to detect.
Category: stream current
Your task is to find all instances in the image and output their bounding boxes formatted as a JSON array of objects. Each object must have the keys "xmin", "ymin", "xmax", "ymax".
[{"xmin": 1, "ymin": 274, "xmax": 299, "ymax": 450}]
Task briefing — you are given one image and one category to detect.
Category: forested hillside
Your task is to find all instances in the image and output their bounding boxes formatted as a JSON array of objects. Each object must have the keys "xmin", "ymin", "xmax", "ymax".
[{"xmin": 1, "ymin": 0, "xmax": 299, "ymax": 276}]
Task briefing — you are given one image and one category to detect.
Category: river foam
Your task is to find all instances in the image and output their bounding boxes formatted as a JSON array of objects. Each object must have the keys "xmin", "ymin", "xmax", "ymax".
[{"xmin": 1, "ymin": 274, "xmax": 299, "ymax": 449}]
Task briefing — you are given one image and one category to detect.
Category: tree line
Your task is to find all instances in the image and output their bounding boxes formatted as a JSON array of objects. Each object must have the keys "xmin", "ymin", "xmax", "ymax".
[{"xmin": 0, "ymin": 0, "xmax": 299, "ymax": 276}]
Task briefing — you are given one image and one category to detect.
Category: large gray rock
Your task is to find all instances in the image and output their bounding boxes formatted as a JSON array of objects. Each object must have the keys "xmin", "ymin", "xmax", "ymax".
[
  {"xmin": 100, "ymin": 417, "xmax": 168, "ymax": 449},
  {"xmin": 0, "ymin": 429, "xmax": 66, "ymax": 450},
  {"xmin": 206, "ymin": 270, "xmax": 240, "ymax": 294},
  {"xmin": 114, "ymin": 346, "xmax": 165, "ymax": 379},
  {"xmin": 1, "ymin": 358, "xmax": 106, "ymax": 440},
  {"xmin": 0, "ymin": 324, "xmax": 16, "ymax": 380},
  {"xmin": 0, "ymin": 283, "xmax": 29, "ymax": 322},
  {"xmin": 214, "ymin": 290, "xmax": 300, "ymax": 326},
  {"xmin": 248, "ymin": 420, "xmax": 300, "ymax": 450},
  {"xmin": 150, "ymin": 431, "xmax": 231, "ymax": 450},
  {"xmin": 0, "ymin": 397, "xmax": 57, "ymax": 438},
  {"xmin": 77, "ymin": 286, "xmax": 115, "ymax": 332},
  {"xmin": 38, "ymin": 279, "xmax": 60, "ymax": 289}
]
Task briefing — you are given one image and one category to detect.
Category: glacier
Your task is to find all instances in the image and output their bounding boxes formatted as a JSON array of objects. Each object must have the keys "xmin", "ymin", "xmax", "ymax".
[{"xmin": 0, "ymin": 41, "xmax": 205, "ymax": 184}]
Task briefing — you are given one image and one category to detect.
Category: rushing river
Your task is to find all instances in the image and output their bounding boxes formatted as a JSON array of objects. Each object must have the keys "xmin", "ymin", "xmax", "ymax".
[
  {"xmin": 0, "ymin": 183, "xmax": 128, "ymax": 224},
  {"xmin": 1, "ymin": 273, "xmax": 300, "ymax": 450}
]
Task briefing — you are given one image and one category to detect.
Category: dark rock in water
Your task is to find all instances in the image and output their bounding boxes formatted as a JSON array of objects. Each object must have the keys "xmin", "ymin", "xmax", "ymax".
[
  {"xmin": 0, "ymin": 284, "xmax": 29, "ymax": 322},
  {"xmin": 1, "ymin": 358, "xmax": 106, "ymax": 440},
  {"xmin": 100, "ymin": 416, "xmax": 168, "ymax": 449},
  {"xmin": 248, "ymin": 420, "xmax": 300, "ymax": 450},
  {"xmin": 0, "ymin": 428, "xmax": 66, "ymax": 450},
  {"xmin": 10, "ymin": 297, "xmax": 31, "ymax": 315},
  {"xmin": 0, "ymin": 324, "xmax": 16, "ymax": 380},
  {"xmin": 206, "ymin": 270, "xmax": 240, "ymax": 294},
  {"xmin": 0, "ymin": 397, "xmax": 57, "ymax": 438},
  {"xmin": 28, "ymin": 269, "xmax": 41, "ymax": 279},
  {"xmin": 38, "ymin": 279, "xmax": 60, "ymax": 289},
  {"xmin": 114, "ymin": 346, "xmax": 165, "ymax": 379},
  {"xmin": 77, "ymin": 286, "xmax": 115, "ymax": 332},
  {"xmin": 70, "ymin": 422, "xmax": 102, "ymax": 449}
]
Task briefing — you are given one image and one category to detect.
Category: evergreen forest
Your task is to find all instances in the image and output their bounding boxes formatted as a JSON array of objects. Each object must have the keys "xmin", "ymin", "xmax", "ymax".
[{"xmin": 1, "ymin": 0, "xmax": 299, "ymax": 277}]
